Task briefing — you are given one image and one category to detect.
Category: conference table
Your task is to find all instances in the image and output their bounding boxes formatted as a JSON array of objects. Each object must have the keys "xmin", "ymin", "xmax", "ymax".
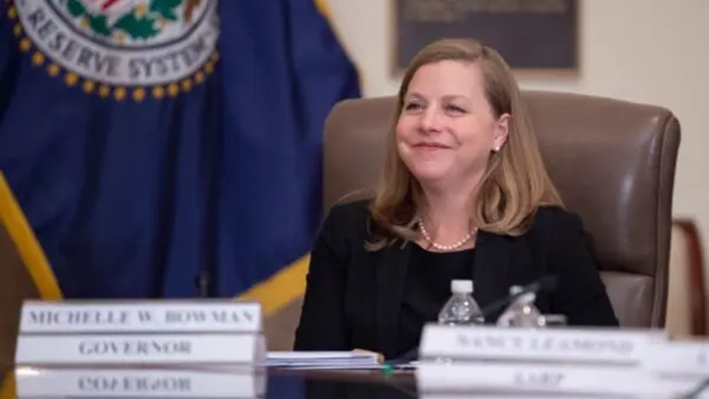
[
  {"xmin": 1, "ymin": 363, "xmax": 693, "ymax": 399},
  {"xmin": 1, "ymin": 365, "xmax": 421, "ymax": 399},
  {"xmin": 263, "ymin": 368, "xmax": 419, "ymax": 399}
]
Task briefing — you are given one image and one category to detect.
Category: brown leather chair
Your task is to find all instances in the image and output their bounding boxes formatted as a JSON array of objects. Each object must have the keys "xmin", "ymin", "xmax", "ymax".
[
  {"xmin": 321, "ymin": 91, "xmax": 681, "ymax": 329},
  {"xmin": 666, "ymin": 219, "xmax": 707, "ymax": 337}
]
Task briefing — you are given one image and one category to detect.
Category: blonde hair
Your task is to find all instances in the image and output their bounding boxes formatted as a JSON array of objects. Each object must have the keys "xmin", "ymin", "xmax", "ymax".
[{"xmin": 366, "ymin": 38, "xmax": 562, "ymax": 250}]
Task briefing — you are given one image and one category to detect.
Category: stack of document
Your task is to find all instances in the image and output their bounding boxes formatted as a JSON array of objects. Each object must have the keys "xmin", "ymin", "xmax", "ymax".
[{"xmin": 266, "ymin": 351, "xmax": 381, "ymax": 370}]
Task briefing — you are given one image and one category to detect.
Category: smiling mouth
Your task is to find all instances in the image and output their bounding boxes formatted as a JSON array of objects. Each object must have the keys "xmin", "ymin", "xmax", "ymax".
[{"xmin": 414, "ymin": 143, "xmax": 450, "ymax": 149}]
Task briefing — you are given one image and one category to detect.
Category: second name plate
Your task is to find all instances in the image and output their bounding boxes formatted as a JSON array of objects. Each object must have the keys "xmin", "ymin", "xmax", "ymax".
[{"xmin": 419, "ymin": 324, "xmax": 666, "ymax": 366}]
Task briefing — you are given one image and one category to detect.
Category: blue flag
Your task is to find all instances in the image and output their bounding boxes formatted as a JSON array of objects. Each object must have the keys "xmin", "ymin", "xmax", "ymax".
[
  {"xmin": 0, "ymin": 0, "xmax": 360, "ymax": 298},
  {"xmin": 213, "ymin": 0, "xmax": 361, "ymax": 299}
]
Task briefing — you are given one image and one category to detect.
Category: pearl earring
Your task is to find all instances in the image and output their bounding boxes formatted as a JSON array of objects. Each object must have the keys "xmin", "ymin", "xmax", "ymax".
[{"xmin": 493, "ymin": 146, "xmax": 500, "ymax": 153}]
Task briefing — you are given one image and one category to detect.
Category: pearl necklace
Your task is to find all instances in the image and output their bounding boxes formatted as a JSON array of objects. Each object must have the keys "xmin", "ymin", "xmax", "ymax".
[{"xmin": 417, "ymin": 217, "xmax": 477, "ymax": 252}]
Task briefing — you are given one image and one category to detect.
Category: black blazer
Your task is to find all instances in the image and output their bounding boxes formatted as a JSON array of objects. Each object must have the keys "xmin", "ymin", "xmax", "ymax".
[{"xmin": 293, "ymin": 200, "xmax": 619, "ymax": 359}]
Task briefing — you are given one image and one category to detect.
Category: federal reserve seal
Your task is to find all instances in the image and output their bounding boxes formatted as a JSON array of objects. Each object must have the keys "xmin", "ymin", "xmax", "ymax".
[{"xmin": 8, "ymin": 0, "xmax": 219, "ymax": 100}]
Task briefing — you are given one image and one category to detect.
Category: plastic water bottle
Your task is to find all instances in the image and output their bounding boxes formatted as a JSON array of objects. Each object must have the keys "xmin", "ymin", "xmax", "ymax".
[
  {"xmin": 496, "ymin": 285, "xmax": 543, "ymax": 328},
  {"xmin": 437, "ymin": 279, "xmax": 485, "ymax": 326}
]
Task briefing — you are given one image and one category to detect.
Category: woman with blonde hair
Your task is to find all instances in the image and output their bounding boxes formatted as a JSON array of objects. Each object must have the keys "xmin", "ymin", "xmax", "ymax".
[{"xmin": 294, "ymin": 38, "xmax": 618, "ymax": 360}]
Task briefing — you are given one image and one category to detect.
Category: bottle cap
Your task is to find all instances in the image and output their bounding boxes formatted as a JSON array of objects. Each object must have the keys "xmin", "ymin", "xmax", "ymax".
[
  {"xmin": 509, "ymin": 285, "xmax": 524, "ymax": 295},
  {"xmin": 519, "ymin": 292, "xmax": 537, "ymax": 303},
  {"xmin": 451, "ymin": 279, "xmax": 473, "ymax": 294}
]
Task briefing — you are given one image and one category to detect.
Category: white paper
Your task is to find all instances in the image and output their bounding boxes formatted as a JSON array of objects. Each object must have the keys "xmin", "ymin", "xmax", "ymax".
[{"xmin": 265, "ymin": 351, "xmax": 380, "ymax": 368}]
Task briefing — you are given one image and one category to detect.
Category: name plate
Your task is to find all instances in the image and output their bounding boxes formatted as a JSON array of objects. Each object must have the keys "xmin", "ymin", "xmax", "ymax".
[
  {"xmin": 415, "ymin": 363, "xmax": 706, "ymax": 398},
  {"xmin": 15, "ymin": 333, "xmax": 265, "ymax": 365},
  {"xmin": 644, "ymin": 340, "xmax": 709, "ymax": 377},
  {"xmin": 419, "ymin": 324, "xmax": 666, "ymax": 365},
  {"xmin": 16, "ymin": 300, "xmax": 265, "ymax": 366},
  {"xmin": 15, "ymin": 367, "xmax": 266, "ymax": 398},
  {"xmin": 19, "ymin": 300, "xmax": 262, "ymax": 333}
]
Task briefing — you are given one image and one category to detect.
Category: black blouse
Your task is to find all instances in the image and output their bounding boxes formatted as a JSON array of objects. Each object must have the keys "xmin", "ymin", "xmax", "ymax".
[{"xmin": 395, "ymin": 244, "xmax": 476, "ymax": 357}]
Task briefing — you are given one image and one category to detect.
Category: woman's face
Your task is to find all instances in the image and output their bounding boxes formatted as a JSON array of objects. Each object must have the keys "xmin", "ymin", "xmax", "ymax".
[{"xmin": 396, "ymin": 60, "xmax": 509, "ymax": 187}]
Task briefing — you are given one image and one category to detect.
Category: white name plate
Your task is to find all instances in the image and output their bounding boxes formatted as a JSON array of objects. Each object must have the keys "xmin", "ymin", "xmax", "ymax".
[
  {"xmin": 419, "ymin": 324, "xmax": 666, "ymax": 365},
  {"xmin": 644, "ymin": 340, "xmax": 709, "ymax": 377},
  {"xmin": 19, "ymin": 300, "xmax": 261, "ymax": 334},
  {"xmin": 15, "ymin": 367, "xmax": 266, "ymax": 398},
  {"xmin": 15, "ymin": 333, "xmax": 266, "ymax": 366},
  {"xmin": 415, "ymin": 362, "xmax": 708, "ymax": 398}
]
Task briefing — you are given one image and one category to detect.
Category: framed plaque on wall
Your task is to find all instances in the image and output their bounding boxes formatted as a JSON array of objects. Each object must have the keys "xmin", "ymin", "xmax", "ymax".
[{"xmin": 391, "ymin": 0, "xmax": 580, "ymax": 77}]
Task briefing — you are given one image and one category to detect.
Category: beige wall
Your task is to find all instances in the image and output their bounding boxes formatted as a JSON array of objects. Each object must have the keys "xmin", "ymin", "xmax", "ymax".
[{"xmin": 327, "ymin": 0, "xmax": 709, "ymax": 253}]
